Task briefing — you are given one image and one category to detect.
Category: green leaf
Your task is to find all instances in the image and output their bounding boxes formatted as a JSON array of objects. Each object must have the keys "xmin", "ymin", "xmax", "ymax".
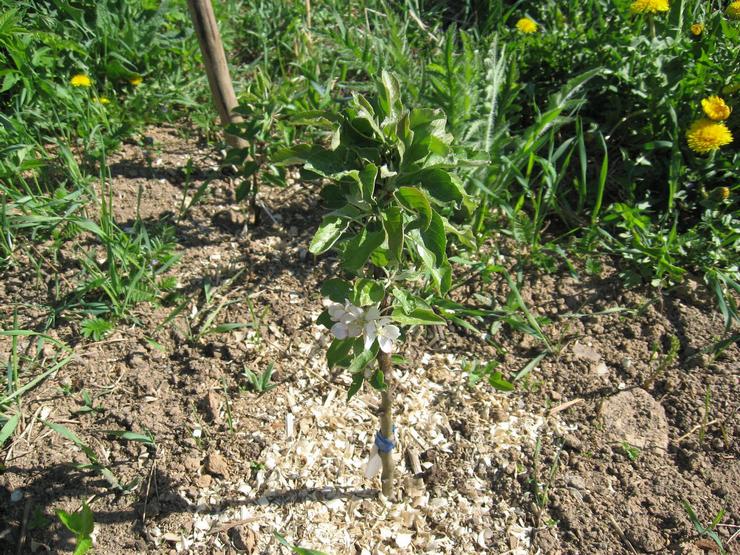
[
  {"xmin": 309, "ymin": 216, "xmax": 347, "ymax": 254},
  {"xmin": 274, "ymin": 532, "xmax": 329, "ymax": 555},
  {"xmin": 370, "ymin": 370, "xmax": 386, "ymax": 390},
  {"xmin": 77, "ymin": 503, "xmax": 94, "ymax": 537},
  {"xmin": 320, "ymin": 279, "xmax": 352, "ymax": 303},
  {"xmin": 73, "ymin": 538, "xmax": 93, "ymax": 555},
  {"xmin": 370, "ymin": 249, "xmax": 390, "ymax": 267},
  {"xmin": 378, "ymin": 70, "xmax": 402, "ymax": 122},
  {"xmin": 57, "ymin": 502, "xmax": 94, "ymax": 555},
  {"xmin": 222, "ymin": 148, "xmax": 250, "ymax": 167},
  {"xmin": 420, "ymin": 211, "xmax": 447, "ymax": 265},
  {"xmin": 327, "ymin": 338, "xmax": 354, "ymax": 368},
  {"xmin": 235, "ymin": 162, "xmax": 260, "ymax": 201},
  {"xmin": 319, "ymin": 184, "xmax": 345, "ymax": 208},
  {"xmin": 348, "ymin": 346, "xmax": 376, "ymax": 374},
  {"xmin": 341, "ymin": 229, "xmax": 385, "ymax": 272},
  {"xmin": 56, "ymin": 510, "xmax": 75, "ymax": 533},
  {"xmin": 316, "ymin": 310, "xmax": 333, "ymax": 329},
  {"xmin": 353, "ymin": 279, "xmax": 384, "ymax": 306},
  {"xmin": 272, "ymin": 145, "xmax": 349, "ymax": 177},
  {"xmin": 381, "ymin": 206, "xmax": 404, "ymax": 264},
  {"xmin": 43, "ymin": 421, "xmax": 98, "ymax": 463},
  {"xmin": 418, "ymin": 169, "xmax": 465, "ymax": 203},
  {"xmin": 514, "ymin": 352, "xmax": 548, "ymax": 381},
  {"xmin": 488, "ymin": 371, "xmax": 514, "ymax": 392},
  {"xmin": 415, "ymin": 240, "xmax": 452, "ymax": 294},
  {"xmin": 395, "ymin": 187, "xmax": 432, "ymax": 230},
  {"xmin": 391, "ymin": 307, "xmax": 445, "ymax": 325},
  {"xmin": 75, "ymin": 219, "xmax": 105, "ymax": 238},
  {"xmin": 205, "ymin": 323, "xmax": 251, "ymax": 335},
  {"xmin": 347, "ymin": 372, "xmax": 364, "ymax": 401},
  {"xmin": 358, "ymin": 163, "xmax": 378, "ymax": 201},
  {"xmin": 391, "ymin": 287, "xmax": 415, "ymax": 313},
  {"xmin": 104, "ymin": 430, "xmax": 155, "ymax": 445},
  {"xmin": 80, "ymin": 318, "xmax": 113, "ymax": 341},
  {"xmin": 0, "ymin": 413, "xmax": 20, "ymax": 447}
]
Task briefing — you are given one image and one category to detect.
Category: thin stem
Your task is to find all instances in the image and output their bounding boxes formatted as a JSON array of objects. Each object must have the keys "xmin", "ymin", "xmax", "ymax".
[{"xmin": 377, "ymin": 348, "xmax": 395, "ymax": 499}]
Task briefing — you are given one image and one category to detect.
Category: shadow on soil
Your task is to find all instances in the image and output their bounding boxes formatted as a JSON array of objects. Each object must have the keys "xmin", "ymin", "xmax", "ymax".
[{"xmin": 1, "ymin": 461, "xmax": 377, "ymax": 552}]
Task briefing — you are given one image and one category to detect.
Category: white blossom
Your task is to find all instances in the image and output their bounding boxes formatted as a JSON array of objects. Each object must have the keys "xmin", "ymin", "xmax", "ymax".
[
  {"xmin": 325, "ymin": 300, "xmax": 364, "ymax": 339},
  {"xmin": 364, "ymin": 316, "xmax": 400, "ymax": 353},
  {"xmin": 323, "ymin": 299, "xmax": 401, "ymax": 353}
]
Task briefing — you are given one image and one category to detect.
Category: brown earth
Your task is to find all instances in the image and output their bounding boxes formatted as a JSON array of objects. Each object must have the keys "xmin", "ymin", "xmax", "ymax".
[{"xmin": 0, "ymin": 126, "xmax": 737, "ymax": 554}]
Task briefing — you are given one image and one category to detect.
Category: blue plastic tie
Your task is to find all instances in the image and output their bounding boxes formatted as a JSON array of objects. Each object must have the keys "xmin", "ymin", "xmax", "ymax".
[{"xmin": 375, "ymin": 427, "xmax": 396, "ymax": 454}]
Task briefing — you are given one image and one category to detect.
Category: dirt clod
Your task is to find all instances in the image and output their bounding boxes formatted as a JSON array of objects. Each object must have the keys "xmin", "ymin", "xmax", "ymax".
[
  {"xmin": 600, "ymin": 388, "xmax": 669, "ymax": 450},
  {"xmin": 205, "ymin": 452, "xmax": 229, "ymax": 477}
]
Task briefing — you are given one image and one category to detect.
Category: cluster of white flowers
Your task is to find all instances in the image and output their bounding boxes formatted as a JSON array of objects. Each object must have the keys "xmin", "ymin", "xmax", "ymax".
[{"xmin": 325, "ymin": 299, "xmax": 400, "ymax": 353}]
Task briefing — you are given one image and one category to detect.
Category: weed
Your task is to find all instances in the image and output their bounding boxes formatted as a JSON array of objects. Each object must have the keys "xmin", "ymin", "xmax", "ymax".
[
  {"xmin": 72, "ymin": 390, "xmax": 105, "ymax": 415},
  {"xmin": 80, "ymin": 317, "xmax": 114, "ymax": 341},
  {"xmin": 274, "ymin": 531, "xmax": 328, "ymax": 555},
  {"xmin": 241, "ymin": 363, "xmax": 277, "ymax": 394},
  {"xmin": 642, "ymin": 334, "xmax": 680, "ymax": 389},
  {"xmin": 682, "ymin": 501, "xmax": 727, "ymax": 555},
  {"xmin": 462, "ymin": 359, "xmax": 514, "ymax": 391},
  {"xmin": 620, "ymin": 441, "xmax": 641, "ymax": 462},
  {"xmin": 530, "ymin": 437, "xmax": 563, "ymax": 530},
  {"xmin": 57, "ymin": 502, "xmax": 94, "ymax": 555}
]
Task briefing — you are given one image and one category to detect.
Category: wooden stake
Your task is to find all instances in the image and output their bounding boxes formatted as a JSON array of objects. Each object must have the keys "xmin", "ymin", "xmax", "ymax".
[{"xmin": 186, "ymin": 0, "xmax": 247, "ymax": 149}]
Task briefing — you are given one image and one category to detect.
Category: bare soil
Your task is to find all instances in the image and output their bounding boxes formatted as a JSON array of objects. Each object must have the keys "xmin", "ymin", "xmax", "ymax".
[{"xmin": 1, "ymin": 127, "xmax": 737, "ymax": 555}]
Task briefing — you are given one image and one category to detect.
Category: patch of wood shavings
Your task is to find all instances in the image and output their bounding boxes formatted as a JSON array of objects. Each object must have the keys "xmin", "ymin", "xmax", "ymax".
[{"xmin": 174, "ymin": 352, "xmax": 555, "ymax": 553}]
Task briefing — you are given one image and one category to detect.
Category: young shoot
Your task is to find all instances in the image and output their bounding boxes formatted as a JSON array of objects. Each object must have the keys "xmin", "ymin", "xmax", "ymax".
[{"xmin": 277, "ymin": 71, "xmax": 474, "ymax": 499}]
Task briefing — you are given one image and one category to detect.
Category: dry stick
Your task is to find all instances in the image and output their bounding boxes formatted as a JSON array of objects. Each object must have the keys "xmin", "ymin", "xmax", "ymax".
[
  {"xmin": 16, "ymin": 499, "xmax": 31, "ymax": 555},
  {"xmin": 186, "ymin": 0, "xmax": 247, "ymax": 149},
  {"xmin": 377, "ymin": 348, "xmax": 395, "ymax": 499},
  {"xmin": 672, "ymin": 419, "xmax": 720, "ymax": 444}
]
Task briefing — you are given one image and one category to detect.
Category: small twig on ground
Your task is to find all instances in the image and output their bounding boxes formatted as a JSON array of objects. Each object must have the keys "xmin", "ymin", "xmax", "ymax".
[
  {"xmin": 15, "ymin": 499, "xmax": 31, "ymax": 555},
  {"xmin": 607, "ymin": 514, "xmax": 639, "ymax": 555},
  {"xmin": 141, "ymin": 457, "xmax": 158, "ymax": 525},
  {"xmin": 672, "ymin": 419, "xmax": 720, "ymax": 444},
  {"xmin": 548, "ymin": 398, "xmax": 584, "ymax": 416}
]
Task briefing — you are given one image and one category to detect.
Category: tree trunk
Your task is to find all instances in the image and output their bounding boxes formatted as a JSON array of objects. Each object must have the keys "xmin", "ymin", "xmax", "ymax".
[{"xmin": 377, "ymin": 349, "xmax": 395, "ymax": 499}]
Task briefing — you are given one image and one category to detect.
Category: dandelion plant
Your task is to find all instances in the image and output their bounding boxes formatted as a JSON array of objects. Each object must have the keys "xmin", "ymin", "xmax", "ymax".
[{"xmin": 276, "ymin": 71, "xmax": 474, "ymax": 499}]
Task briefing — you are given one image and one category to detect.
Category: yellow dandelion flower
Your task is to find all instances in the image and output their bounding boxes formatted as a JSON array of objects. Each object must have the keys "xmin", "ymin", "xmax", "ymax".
[
  {"xmin": 630, "ymin": 0, "xmax": 670, "ymax": 14},
  {"xmin": 686, "ymin": 119, "xmax": 733, "ymax": 154},
  {"xmin": 690, "ymin": 23, "xmax": 704, "ymax": 35},
  {"xmin": 130, "ymin": 75, "xmax": 143, "ymax": 86},
  {"xmin": 70, "ymin": 74, "xmax": 92, "ymax": 87},
  {"xmin": 701, "ymin": 96, "xmax": 731, "ymax": 121},
  {"xmin": 516, "ymin": 18, "xmax": 538, "ymax": 33},
  {"xmin": 727, "ymin": 1, "xmax": 740, "ymax": 19},
  {"xmin": 710, "ymin": 187, "xmax": 730, "ymax": 201}
]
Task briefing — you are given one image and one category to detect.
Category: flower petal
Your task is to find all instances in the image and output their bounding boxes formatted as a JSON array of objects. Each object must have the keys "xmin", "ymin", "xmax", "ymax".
[
  {"xmin": 348, "ymin": 321, "xmax": 364, "ymax": 337},
  {"xmin": 381, "ymin": 324, "xmax": 400, "ymax": 340},
  {"xmin": 364, "ymin": 327, "xmax": 376, "ymax": 350},
  {"xmin": 327, "ymin": 302, "xmax": 346, "ymax": 321},
  {"xmin": 331, "ymin": 322, "xmax": 348, "ymax": 339},
  {"xmin": 378, "ymin": 334, "xmax": 394, "ymax": 353}
]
